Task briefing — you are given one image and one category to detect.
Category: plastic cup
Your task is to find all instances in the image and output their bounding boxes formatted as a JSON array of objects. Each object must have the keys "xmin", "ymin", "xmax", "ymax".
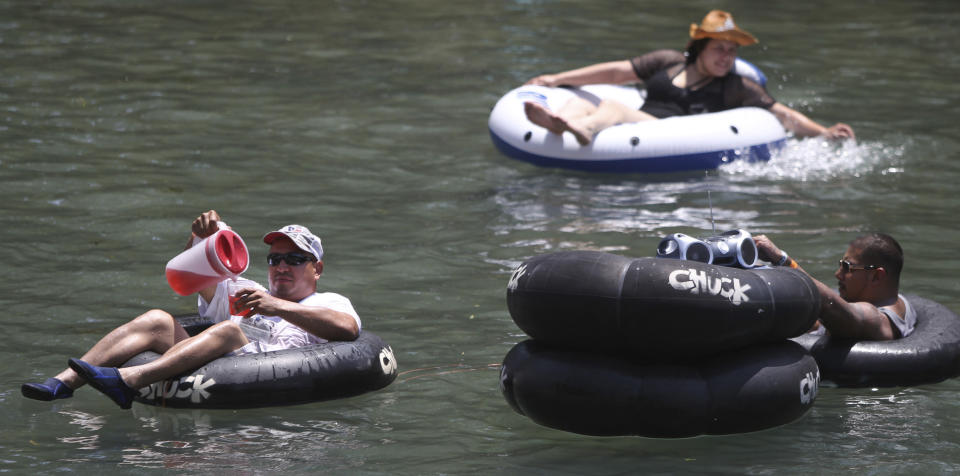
[
  {"xmin": 228, "ymin": 280, "xmax": 265, "ymax": 318},
  {"xmin": 165, "ymin": 229, "xmax": 249, "ymax": 296}
]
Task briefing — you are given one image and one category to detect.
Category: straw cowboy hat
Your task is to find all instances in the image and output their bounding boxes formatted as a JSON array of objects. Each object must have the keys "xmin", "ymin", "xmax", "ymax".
[{"xmin": 689, "ymin": 10, "xmax": 758, "ymax": 46}]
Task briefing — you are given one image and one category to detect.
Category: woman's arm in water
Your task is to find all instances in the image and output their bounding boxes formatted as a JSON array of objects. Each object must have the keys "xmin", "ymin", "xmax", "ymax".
[{"xmin": 770, "ymin": 103, "xmax": 855, "ymax": 140}]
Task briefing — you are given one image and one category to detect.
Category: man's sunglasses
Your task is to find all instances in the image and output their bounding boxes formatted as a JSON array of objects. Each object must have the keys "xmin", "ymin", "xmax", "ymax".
[
  {"xmin": 267, "ymin": 252, "xmax": 316, "ymax": 267},
  {"xmin": 838, "ymin": 259, "xmax": 879, "ymax": 273}
]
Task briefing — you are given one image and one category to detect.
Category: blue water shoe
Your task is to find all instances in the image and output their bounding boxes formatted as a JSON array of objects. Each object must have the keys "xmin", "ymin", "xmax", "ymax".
[
  {"xmin": 67, "ymin": 358, "xmax": 136, "ymax": 409},
  {"xmin": 21, "ymin": 377, "xmax": 74, "ymax": 401}
]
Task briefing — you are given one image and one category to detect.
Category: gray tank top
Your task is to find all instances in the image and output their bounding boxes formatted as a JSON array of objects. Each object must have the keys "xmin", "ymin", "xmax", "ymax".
[{"xmin": 878, "ymin": 294, "xmax": 916, "ymax": 338}]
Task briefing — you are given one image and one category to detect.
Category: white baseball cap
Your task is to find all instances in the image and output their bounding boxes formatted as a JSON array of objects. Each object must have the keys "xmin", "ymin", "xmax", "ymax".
[{"xmin": 262, "ymin": 224, "xmax": 324, "ymax": 261}]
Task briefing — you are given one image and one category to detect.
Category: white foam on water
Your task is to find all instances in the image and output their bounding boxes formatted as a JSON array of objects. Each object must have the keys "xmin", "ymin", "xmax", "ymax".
[{"xmin": 719, "ymin": 137, "xmax": 907, "ymax": 182}]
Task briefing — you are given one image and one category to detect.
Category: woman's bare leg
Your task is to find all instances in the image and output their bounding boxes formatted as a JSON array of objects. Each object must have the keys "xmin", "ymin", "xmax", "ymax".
[
  {"xmin": 524, "ymin": 97, "xmax": 599, "ymax": 135},
  {"xmin": 566, "ymin": 100, "xmax": 658, "ymax": 145},
  {"xmin": 526, "ymin": 98, "xmax": 657, "ymax": 145},
  {"xmin": 524, "ymin": 102, "xmax": 568, "ymax": 135},
  {"xmin": 555, "ymin": 96, "xmax": 599, "ymax": 120}
]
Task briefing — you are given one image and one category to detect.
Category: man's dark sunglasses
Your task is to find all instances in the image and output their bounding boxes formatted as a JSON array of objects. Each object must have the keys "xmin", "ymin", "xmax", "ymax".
[
  {"xmin": 839, "ymin": 259, "xmax": 879, "ymax": 273},
  {"xmin": 267, "ymin": 252, "xmax": 316, "ymax": 267}
]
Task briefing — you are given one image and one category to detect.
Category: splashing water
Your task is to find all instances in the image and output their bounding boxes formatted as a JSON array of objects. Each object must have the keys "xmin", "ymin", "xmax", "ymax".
[{"xmin": 719, "ymin": 137, "xmax": 906, "ymax": 182}]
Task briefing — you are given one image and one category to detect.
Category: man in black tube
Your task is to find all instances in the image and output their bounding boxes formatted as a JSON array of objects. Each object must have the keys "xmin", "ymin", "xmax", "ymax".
[
  {"xmin": 754, "ymin": 233, "xmax": 914, "ymax": 340},
  {"xmin": 21, "ymin": 210, "xmax": 360, "ymax": 408}
]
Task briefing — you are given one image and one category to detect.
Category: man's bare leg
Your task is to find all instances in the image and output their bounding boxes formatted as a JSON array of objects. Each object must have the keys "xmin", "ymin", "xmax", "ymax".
[
  {"xmin": 66, "ymin": 321, "xmax": 248, "ymax": 409},
  {"xmin": 54, "ymin": 309, "xmax": 189, "ymax": 390},
  {"xmin": 117, "ymin": 321, "xmax": 248, "ymax": 389}
]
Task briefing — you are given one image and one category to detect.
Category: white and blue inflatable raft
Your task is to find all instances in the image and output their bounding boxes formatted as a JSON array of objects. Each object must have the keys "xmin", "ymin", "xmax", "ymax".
[{"xmin": 489, "ymin": 59, "xmax": 786, "ymax": 173}]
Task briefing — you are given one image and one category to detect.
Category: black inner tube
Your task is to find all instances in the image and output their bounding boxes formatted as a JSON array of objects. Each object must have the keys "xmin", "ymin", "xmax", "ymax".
[{"xmin": 791, "ymin": 294, "xmax": 960, "ymax": 387}]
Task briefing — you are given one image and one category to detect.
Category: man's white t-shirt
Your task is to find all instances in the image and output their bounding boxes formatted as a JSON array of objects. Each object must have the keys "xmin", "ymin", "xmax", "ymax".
[{"xmin": 198, "ymin": 278, "xmax": 361, "ymax": 354}]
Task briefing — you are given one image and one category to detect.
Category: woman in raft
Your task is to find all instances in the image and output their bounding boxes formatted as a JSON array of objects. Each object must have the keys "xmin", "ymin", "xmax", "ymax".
[{"xmin": 523, "ymin": 10, "xmax": 855, "ymax": 145}]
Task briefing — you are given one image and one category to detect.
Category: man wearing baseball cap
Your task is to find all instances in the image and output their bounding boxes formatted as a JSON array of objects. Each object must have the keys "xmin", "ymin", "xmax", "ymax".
[{"xmin": 22, "ymin": 210, "xmax": 360, "ymax": 409}]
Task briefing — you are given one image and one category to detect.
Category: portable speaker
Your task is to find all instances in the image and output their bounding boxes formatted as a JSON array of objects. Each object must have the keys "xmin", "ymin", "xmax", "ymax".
[
  {"xmin": 656, "ymin": 233, "xmax": 713, "ymax": 263},
  {"xmin": 703, "ymin": 229, "xmax": 758, "ymax": 268}
]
